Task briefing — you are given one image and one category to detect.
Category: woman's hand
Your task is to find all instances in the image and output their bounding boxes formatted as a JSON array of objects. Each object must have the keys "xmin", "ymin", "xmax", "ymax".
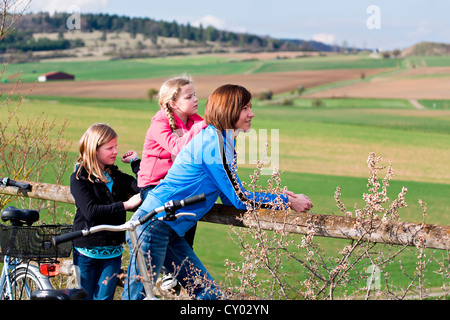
[
  {"xmin": 284, "ymin": 190, "xmax": 313, "ymax": 213},
  {"xmin": 123, "ymin": 194, "xmax": 142, "ymax": 211}
]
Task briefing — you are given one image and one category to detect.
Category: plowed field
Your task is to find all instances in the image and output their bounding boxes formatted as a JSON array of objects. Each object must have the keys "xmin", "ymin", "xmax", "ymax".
[
  {"xmin": 305, "ymin": 67, "xmax": 450, "ymax": 100},
  {"xmin": 1, "ymin": 68, "xmax": 387, "ymax": 99}
]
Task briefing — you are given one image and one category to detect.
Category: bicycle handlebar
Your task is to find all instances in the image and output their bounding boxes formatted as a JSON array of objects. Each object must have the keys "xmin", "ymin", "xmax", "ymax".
[
  {"xmin": 1, "ymin": 177, "xmax": 31, "ymax": 190},
  {"xmin": 53, "ymin": 230, "xmax": 84, "ymax": 246},
  {"xmin": 138, "ymin": 193, "xmax": 206, "ymax": 225},
  {"xmin": 181, "ymin": 193, "xmax": 207, "ymax": 207},
  {"xmin": 53, "ymin": 193, "xmax": 206, "ymax": 246}
]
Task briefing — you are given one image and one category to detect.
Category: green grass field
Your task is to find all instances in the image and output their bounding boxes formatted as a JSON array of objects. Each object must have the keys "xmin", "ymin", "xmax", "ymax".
[
  {"xmin": 1, "ymin": 53, "xmax": 449, "ymax": 298},
  {"xmin": 4, "ymin": 53, "xmax": 450, "ymax": 83}
]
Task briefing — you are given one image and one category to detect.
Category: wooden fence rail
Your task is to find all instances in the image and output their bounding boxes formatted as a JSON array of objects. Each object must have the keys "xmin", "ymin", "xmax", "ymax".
[{"xmin": 1, "ymin": 181, "xmax": 449, "ymax": 251}]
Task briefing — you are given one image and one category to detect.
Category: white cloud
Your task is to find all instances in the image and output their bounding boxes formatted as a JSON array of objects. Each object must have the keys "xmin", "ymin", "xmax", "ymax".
[
  {"xmin": 29, "ymin": 0, "xmax": 108, "ymax": 15},
  {"xmin": 407, "ymin": 20, "xmax": 433, "ymax": 39},
  {"xmin": 312, "ymin": 33, "xmax": 336, "ymax": 44},
  {"xmin": 192, "ymin": 14, "xmax": 227, "ymax": 29}
]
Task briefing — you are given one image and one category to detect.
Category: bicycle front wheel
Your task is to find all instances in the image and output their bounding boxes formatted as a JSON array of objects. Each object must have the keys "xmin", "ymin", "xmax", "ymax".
[{"xmin": 0, "ymin": 265, "xmax": 53, "ymax": 300}]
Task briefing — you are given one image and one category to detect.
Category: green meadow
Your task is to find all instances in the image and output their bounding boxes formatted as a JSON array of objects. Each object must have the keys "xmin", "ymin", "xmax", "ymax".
[
  {"xmin": 11, "ymin": 94, "xmax": 449, "ymax": 226},
  {"xmin": 7, "ymin": 94, "xmax": 450, "ymax": 288},
  {"xmin": 4, "ymin": 54, "xmax": 450, "ymax": 82},
  {"xmin": 1, "ymin": 53, "xmax": 449, "ymax": 297}
]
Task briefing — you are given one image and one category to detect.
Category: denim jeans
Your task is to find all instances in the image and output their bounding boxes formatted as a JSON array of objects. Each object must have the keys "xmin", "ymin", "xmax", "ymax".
[
  {"xmin": 122, "ymin": 216, "xmax": 224, "ymax": 300},
  {"xmin": 73, "ymin": 249, "xmax": 122, "ymax": 300},
  {"xmin": 139, "ymin": 184, "xmax": 156, "ymax": 202}
]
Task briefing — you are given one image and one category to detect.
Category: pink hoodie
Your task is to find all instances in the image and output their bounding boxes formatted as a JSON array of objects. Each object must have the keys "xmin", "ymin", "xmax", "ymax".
[{"xmin": 138, "ymin": 110, "xmax": 207, "ymax": 188}]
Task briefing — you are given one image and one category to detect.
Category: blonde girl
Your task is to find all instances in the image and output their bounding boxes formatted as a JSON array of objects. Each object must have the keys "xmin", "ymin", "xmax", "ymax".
[
  {"xmin": 71, "ymin": 123, "xmax": 141, "ymax": 300},
  {"xmin": 127, "ymin": 76, "xmax": 207, "ymax": 292},
  {"xmin": 136, "ymin": 75, "xmax": 207, "ymax": 196}
]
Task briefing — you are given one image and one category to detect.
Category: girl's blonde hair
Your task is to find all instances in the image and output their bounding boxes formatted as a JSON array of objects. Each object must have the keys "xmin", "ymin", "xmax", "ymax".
[
  {"xmin": 76, "ymin": 123, "xmax": 117, "ymax": 183},
  {"xmin": 159, "ymin": 75, "xmax": 193, "ymax": 135}
]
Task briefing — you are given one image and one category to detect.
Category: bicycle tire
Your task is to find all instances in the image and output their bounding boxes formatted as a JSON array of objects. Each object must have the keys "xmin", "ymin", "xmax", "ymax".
[{"xmin": 0, "ymin": 265, "xmax": 53, "ymax": 300}]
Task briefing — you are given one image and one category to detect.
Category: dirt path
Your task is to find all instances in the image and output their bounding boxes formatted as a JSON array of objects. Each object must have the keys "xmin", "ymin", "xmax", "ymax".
[{"xmin": 409, "ymin": 99, "xmax": 426, "ymax": 110}]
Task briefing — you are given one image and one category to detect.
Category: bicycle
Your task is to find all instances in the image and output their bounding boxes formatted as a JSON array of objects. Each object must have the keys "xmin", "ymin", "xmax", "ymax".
[
  {"xmin": 44, "ymin": 193, "xmax": 206, "ymax": 300},
  {"xmin": 0, "ymin": 177, "xmax": 82, "ymax": 300}
]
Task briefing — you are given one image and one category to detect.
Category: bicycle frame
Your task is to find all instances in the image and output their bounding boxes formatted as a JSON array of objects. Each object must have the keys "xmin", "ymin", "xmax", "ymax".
[
  {"xmin": 0, "ymin": 256, "xmax": 50, "ymax": 300},
  {"xmin": 0, "ymin": 256, "xmax": 18, "ymax": 300},
  {"xmin": 81, "ymin": 218, "xmax": 158, "ymax": 299},
  {"xmin": 53, "ymin": 193, "xmax": 206, "ymax": 300},
  {"xmin": 30, "ymin": 260, "xmax": 86, "ymax": 300}
]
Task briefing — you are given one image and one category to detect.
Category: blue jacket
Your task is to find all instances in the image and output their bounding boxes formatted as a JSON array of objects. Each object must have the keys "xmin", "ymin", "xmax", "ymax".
[{"xmin": 135, "ymin": 125, "xmax": 289, "ymax": 237}]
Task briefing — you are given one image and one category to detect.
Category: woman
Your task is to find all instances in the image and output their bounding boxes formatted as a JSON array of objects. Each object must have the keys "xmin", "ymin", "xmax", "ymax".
[
  {"xmin": 122, "ymin": 85, "xmax": 313, "ymax": 300},
  {"xmin": 70, "ymin": 123, "xmax": 142, "ymax": 300}
]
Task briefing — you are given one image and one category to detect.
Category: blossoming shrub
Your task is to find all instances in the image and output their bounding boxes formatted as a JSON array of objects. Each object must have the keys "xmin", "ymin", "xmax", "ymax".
[{"xmin": 224, "ymin": 152, "xmax": 449, "ymax": 300}]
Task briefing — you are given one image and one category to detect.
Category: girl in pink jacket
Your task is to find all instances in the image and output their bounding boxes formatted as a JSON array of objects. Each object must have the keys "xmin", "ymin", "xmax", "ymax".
[
  {"xmin": 138, "ymin": 75, "xmax": 207, "ymax": 196},
  {"xmin": 133, "ymin": 76, "xmax": 207, "ymax": 291}
]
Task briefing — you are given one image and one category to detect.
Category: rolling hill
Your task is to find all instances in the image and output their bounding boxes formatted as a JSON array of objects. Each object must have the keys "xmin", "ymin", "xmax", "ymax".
[
  {"xmin": 2, "ymin": 12, "xmax": 341, "ymax": 63},
  {"xmin": 402, "ymin": 41, "xmax": 450, "ymax": 57}
]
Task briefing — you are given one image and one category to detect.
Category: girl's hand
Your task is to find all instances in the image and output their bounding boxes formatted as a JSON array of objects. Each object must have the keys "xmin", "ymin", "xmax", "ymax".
[
  {"xmin": 122, "ymin": 151, "xmax": 138, "ymax": 163},
  {"xmin": 123, "ymin": 194, "xmax": 142, "ymax": 211}
]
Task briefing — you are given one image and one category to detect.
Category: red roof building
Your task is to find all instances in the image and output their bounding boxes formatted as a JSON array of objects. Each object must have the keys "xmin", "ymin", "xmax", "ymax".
[{"xmin": 38, "ymin": 71, "xmax": 75, "ymax": 82}]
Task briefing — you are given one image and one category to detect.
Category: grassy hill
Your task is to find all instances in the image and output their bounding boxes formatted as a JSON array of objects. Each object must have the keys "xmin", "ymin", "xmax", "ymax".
[
  {"xmin": 2, "ymin": 12, "xmax": 339, "ymax": 63},
  {"xmin": 402, "ymin": 41, "xmax": 450, "ymax": 57}
]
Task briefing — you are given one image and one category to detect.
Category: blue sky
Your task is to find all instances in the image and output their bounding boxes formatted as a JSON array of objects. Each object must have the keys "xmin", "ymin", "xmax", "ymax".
[{"xmin": 28, "ymin": 0, "xmax": 450, "ymax": 50}]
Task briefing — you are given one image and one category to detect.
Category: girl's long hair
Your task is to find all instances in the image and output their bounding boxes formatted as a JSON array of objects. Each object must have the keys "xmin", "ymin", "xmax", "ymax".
[
  {"xmin": 75, "ymin": 123, "xmax": 117, "ymax": 183},
  {"xmin": 159, "ymin": 75, "xmax": 193, "ymax": 136}
]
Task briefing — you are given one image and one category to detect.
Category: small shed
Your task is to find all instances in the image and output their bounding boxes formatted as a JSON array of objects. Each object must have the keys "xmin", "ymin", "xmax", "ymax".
[{"xmin": 38, "ymin": 71, "xmax": 75, "ymax": 82}]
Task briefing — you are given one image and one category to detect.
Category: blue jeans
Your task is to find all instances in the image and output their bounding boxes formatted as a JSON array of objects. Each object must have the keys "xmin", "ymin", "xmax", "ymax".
[
  {"xmin": 122, "ymin": 216, "xmax": 224, "ymax": 300},
  {"xmin": 73, "ymin": 250, "xmax": 122, "ymax": 300},
  {"xmin": 139, "ymin": 184, "xmax": 156, "ymax": 202}
]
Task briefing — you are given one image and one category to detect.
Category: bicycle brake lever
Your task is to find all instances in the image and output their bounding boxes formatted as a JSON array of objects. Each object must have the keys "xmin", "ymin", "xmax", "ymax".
[
  {"xmin": 175, "ymin": 213, "xmax": 196, "ymax": 218},
  {"xmin": 161, "ymin": 212, "xmax": 196, "ymax": 222}
]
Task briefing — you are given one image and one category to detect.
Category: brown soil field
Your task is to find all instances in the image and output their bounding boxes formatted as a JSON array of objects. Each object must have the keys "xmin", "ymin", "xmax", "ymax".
[
  {"xmin": 0, "ymin": 68, "xmax": 387, "ymax": 99},
  {"xmin": 305, "ymin": 67, "xmax": 450, "ymax": 100},
  {"xmin": 210, "ymin": 51, "xmax": 328, "ymax": 61}
]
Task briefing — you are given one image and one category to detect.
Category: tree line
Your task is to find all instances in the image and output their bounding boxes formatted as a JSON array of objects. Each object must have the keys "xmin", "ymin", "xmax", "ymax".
[
  {"xmin": 0, "ymin": 29, "xmax": 84, "ymax": 52},
  {"xmin": 6, "ymin": 12, "xmax": 319, "ymax": 52}
]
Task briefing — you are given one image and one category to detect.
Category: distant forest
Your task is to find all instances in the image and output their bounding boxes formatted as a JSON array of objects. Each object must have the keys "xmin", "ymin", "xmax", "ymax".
[{"xmin": 1, "ymin": 12, "xmax": 335, "ymax": 53}]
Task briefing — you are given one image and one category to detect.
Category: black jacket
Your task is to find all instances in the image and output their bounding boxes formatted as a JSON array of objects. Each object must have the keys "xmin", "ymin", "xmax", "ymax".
[{"xmin": 70, "ymin": 161, "xmax": 140, "ymax": 248}]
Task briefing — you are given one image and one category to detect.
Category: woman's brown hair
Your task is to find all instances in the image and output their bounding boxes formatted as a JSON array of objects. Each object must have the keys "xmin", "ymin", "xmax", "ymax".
[{"xmin": 204, "ymin": 84, "xmax": 252, "ymax": 132}]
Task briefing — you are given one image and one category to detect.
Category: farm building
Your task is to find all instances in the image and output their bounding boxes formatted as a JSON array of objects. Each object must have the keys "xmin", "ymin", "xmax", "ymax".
[{"xmin": 38, "ymin": 71, "xmax": 75, "ymax": 82}]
